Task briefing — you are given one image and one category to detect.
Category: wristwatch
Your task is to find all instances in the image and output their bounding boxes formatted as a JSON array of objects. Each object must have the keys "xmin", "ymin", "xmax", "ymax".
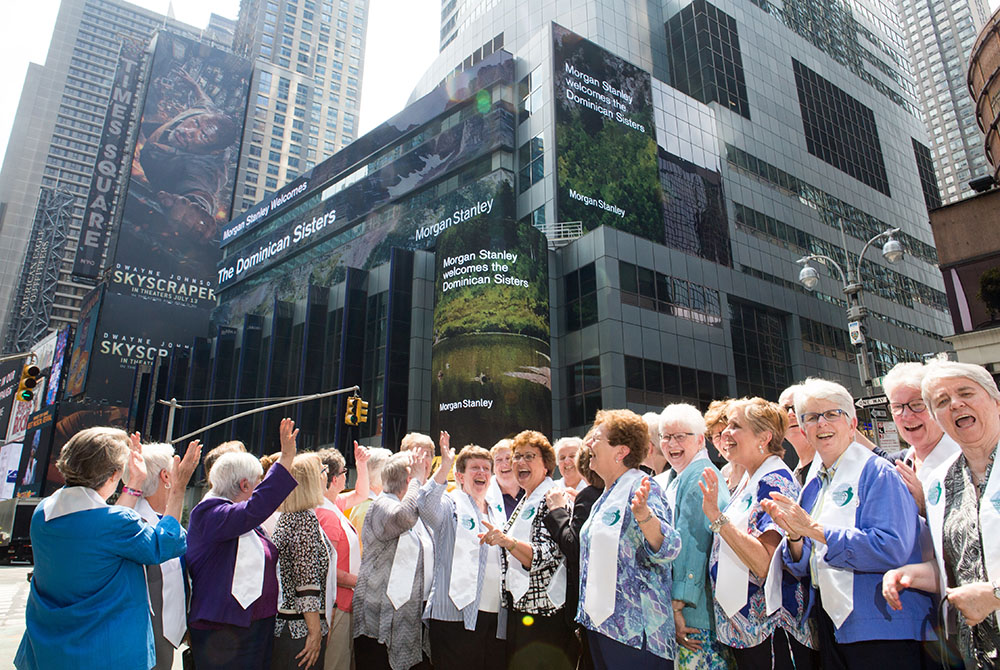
[
  {"xmin": 709, "ymin": 514, "xmax": 730, "ymax": 533},
  {"xmin": 992, "ymin": 580, "xmax": 1000, "ymax": 602}
]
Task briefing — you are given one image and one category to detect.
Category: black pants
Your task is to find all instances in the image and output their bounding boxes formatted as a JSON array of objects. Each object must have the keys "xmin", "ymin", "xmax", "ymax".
[
  {"xmin": 189, "ymin": 616, "xmax": 275, "ymax": 670},
  {"xmin": 354, "ymin": 635, "xmax": 432, "ymax": 670},
  {"xmin": 429, "ymin": 614, "xmax": 506, "ymax": 670},
  {"xmin": 587, "ymin": 630, "xmax": 672, "ymax": 670},
  {"xmin": 816, "ymin": 596, "xmax": 923, "ymax": 670},
  {"xmin": 727, "ymin": 627, "xmax": 817, "ymax": 670},
  {"xmin": 270, "ymin": 622, "xmax": 328, "ymax": 670},
  {"xmin": 506, "ymin": 609, "xmax": 575, "ymax": 670}
]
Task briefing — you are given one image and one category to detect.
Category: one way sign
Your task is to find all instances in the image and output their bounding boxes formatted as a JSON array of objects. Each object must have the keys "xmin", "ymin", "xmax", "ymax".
[{"xmin": 855, "ymin": 395, "xmax": 888, "ymax": 408}]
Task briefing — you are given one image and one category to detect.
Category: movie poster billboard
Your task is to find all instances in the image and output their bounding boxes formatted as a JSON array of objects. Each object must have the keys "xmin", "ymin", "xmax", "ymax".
[
  {"xmin": 73, "ymin": 37, "xmax": 145, "ymax": 280},
  {"xmin": 86, "ymin": 291, "xmax": 206, "ymax": 406},
  {"xmin": 429, "ymin": 217, "xmax": 551, "ymax": 448},
  {"xmin": 553, "ymin": 23, "xmax": 663, "ymax": 241},
  {"xmin": 0, "ymin": 444, "xmax": 22, "ymax": 499},
  {"xmin": 14, "ymin": 408, "xmax": 54, "ymax": 498},
  {"xmin": 43, "ymin": 400, "xmax": 129, "ymax": 496},
  {"xmin": 45, "ymin": 327, "xmax": 72, "ymax": 406},
  {"xmin": 109, "ymin": 31, "xmax": 252, "ymax": 311},
  {"xmin": 0, "ymin": 360, "xmax": 21, "ymax": 440},
  {"xmin": 66, "ymin": 285, "xmax": 104, "ymax": 398}
]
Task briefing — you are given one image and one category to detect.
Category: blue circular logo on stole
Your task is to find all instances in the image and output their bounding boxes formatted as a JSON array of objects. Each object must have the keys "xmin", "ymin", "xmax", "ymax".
[
  {"xmin": 928, "ymin": 481, "xmax": 942, "ymax": 506},
  {"xmin": 523, "ymin": 506, "xmax": 536, "ymax": 520},
  {"xmin": 461, "ymin": 515, "xmax": 476, "ymax": 531},
  {"xmin": 831, "ymin": 485, "xmax": 854, "ymax": 507},
  {"xmin": 601, "ymin": 508, "xmax": 621, "ymax": 526}
]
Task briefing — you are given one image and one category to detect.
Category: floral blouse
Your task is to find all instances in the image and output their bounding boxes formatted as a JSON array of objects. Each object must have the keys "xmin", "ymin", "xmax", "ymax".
[
  {"xmin": 709, "ymin": 470, "xmax": 814, "ymax": 650},
  {"xmin": 272, "ymin": 509, "xmax": 332, "ymax": 639},
  {"xmin": 501, "ymin": 494, "xmax": 565, "ymax": 615}
]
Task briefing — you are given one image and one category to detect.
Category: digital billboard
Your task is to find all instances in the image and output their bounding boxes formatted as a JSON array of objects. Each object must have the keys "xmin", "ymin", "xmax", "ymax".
[
  {"xmin": 44, "ymin": 401, "xmax": 129, "ymax": 496},
  {"xmin": 429, "ymin": 216, "xmax": 551, "ymax": 448},
  {"xmin": 553, "ymin": 23, "xmax": 663, "ymax": 241},
  {"xmin": 15, "ymin": 408, "xmax": 54, "ymax": 498},
  {"xmin": 73, "ymin": 37, "xmax": 145, "ymax": 280},
  {"xmin": 0, "ymin": 361, "xmax": 21, "ymax": 440},
  {"xmin": 0, "ymin": 444, "xmax": 22, "ymax": 499},
  {"xmin": 45, "ymin": 327, "xmax": 72, "ymax": 406},
  {"xmin": 109, "ymin": 31, "xmax": 251, "ymax": 311},
  {"xmin": 66, "ymin": 285, "xmax": 104, "ymax": 398}
]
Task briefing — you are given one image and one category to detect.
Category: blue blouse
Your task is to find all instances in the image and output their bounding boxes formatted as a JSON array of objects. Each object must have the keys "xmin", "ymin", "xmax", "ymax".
[{"xmin": 577, "ymin": 473, "xmax": 682, "ymax": 660}]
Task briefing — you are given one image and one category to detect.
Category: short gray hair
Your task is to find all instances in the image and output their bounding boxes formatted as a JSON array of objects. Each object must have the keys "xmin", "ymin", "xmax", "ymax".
[
  {"xmin": 367, "ymin": 447, "xmax": 393, "ymax": 489},
  {"xmin": 553, "ymin": 436, "xmax": 583, "ymax": 457},
  {"xmin": 56, "ymin": 427, "xmax": 130, "ymax": 490},
  {"xmin": 208, "ymin": 452, "xmax": 263, "ymax": 501},
  {"xmin": 660, "ymin": 403, "xmax": 707, "ymax": 436},
  {"xmin": 794, "ymin": 378, "xmax": 857, "ymax": 421},
  {"xmin": 883, "ymin": 362, "xmax": 928, "ymax": 398},
  {"xmin": 381, "ymin": 452, "xmax": 412, "ymax": 495},
  {"xmin": 778, "ymin": 383, "xmax": 804, "ymax": 408},
  {"xmin": 125, "ymin": 442, "xmax": 174, "ymax": 496},
  {"xmin": 922, "ymin": 360, "xmax": 1000, "ymax": 406},
  {"xmin": 641, "ymin": 412, "xmax": 661, "ymax": 444}
]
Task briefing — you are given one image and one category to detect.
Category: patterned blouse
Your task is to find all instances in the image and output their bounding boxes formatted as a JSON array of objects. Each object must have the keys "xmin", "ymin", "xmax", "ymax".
[
  {"xmin": 709, "ymin": 470, "xmax": 814, "ymax": 650},
  {"xmin": 942, "ymin": 449, "xmax": 999, "ymax": 667},
  {"xmin": 501, "ymin": 492, "xmax": 565, "ymax": 615},
  {"xmin": 272, "ymin": 509, "xmax": 332, "ymax": 639}
]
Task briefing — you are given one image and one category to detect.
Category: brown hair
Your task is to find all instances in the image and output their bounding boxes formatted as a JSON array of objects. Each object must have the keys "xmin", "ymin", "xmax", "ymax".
[
  {"xmin": 704, "ymin": 399, "xmax": 731, "ymax": 436},
  {"xmin": 317, "ymin": 447, "xmax": 346, "ymax": 488},
  {"xmin": 260, "ymin": 452, "xmax": 280, "ymax": 473},
  {"xmin": 727, "ymin": 397, "xmax": 788, "ymax": 457},
  {"xmin": 576, "ymin": 445, "xmax": 605, "ymax": 489},
  {"xmin": 204, "ymin": 440, "xmax": 247, "ymax": 479},
  {"xmin": 594, "ymin": 409, "xmax": 649, "ymax": 469},
  {"xmin": 511, "ymin": 430, "xmax": 556, "ymax": 476},
  {"xmin": 455, "ymin": 445, "xmax": 492, "ymax": 473},
  {"xmin": 57, "ymin": 427, "xmax": 130, "ymax": 489}
]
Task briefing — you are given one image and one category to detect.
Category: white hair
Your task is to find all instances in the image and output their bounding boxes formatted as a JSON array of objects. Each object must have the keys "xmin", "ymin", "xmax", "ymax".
[
  {"xmin": 553, "ymin": 436, "xmax": 583, "ymax": 457},
  {"xmin": 659, "ymin": 403, "xmax": 707, "ymax": 436},
  {"xmin": 208, "ymin": 452, "xmax": 264, "ymax": 501},
  {"xmin": 882, "ymin": 362, "xmax": 929, "ymax": 398},
  {"xmin": 922, "ymin": 360, "xmax": 1000, "ymax": 406},
  {"xmin": 381, "ymin": 452, "xmax": 412, "ymax": 495},
  {"xmin": 366, "ymin": 447, "xmax": 393, "ymax": 489},
  {"xmin": 139, "ymin": 443, "xmax": 175, "ymax": 497},
  {"xmin": 778, "ymin": 383, "xmax": 804, "ymax": 408},
  {"xmin": 642, "ymin": 411, "xmax": 662, "ymax": 443},
  {"xmin": 794, "ymin": 377, "xmax": 857, "ymax": 420}
]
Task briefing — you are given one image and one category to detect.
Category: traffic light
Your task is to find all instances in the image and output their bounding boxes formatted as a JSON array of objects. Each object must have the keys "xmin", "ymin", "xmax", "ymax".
[
  {"xmin": 16, "ymin": 363, "xmax": 40, "ymax": 402},
  {"xmin": 344, "ymin": 396, "xmax": 359, "ymax": 426},
  {"xmin": 356, "ymin": 399, "xmax": 369, "ymax": 424}
]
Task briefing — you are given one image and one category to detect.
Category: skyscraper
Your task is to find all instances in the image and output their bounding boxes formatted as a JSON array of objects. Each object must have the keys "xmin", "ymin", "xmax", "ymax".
[
  {"xmin": 897, "ymin": 0, "xmax": 991, "ymax": 203},
  {"xmin": 0, "ymin": 0, "xmax": 230, "ymax": 345},
  {"xmin": 230, "ymin": 0, "xmax": 369, "ymax": 215}
]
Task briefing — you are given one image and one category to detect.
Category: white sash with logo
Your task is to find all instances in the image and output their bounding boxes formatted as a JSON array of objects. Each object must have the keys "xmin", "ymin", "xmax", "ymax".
[
  {"xmin": 504, "ymin": 477, "xmax": 567, "ymax": 608},
  {"xmin": 315, "ymin": 510, "xmax": 338, "ymax": 623},
  {"xmin": 809, "ymin": 442, "xmax": 873, "ymax": 628},
  {"xmin": 766, "ymin": 456, "xmax": 822, "ymax": 615},
  {"xmin": 926, "ymin": 442, "xmax": 1000, "ymax": 636},
  {"xmin": 449, "ymin": 489, "xmax": 503, "ymax": 611},
  {"xmin": 385, "ymin": 491, "xmax": 434, "ymax": 610},
  {"xmin": 135, "ymin": 498, "xmax": 188, "ymax": 647},
  {"xmin": 485, "ymin": 480, "xmax": 506, "ymax": 519},
  {"xmin": 322, "ymin": 498, "xmax": 360, "ymax": 576},
  {"xmin": 581, "ymin": 468, "xmax": 644, "ymax": 625},
  {"xmin": 716, "ymin": 455, "xmax": 790, "ymax": 618},
  {"xmin": 911, "ymin": 434, "xmax": 961, "ymax": 486}
]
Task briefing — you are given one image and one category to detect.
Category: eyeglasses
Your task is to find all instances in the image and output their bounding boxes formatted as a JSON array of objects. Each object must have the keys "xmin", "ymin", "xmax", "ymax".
[
  {"xmin": 800, "ymin": 409, "xmax": 848, "ymax": 424},
  {"xmin": 889, "ymin": 400, "xmax": 926, "ymax": 415},
  {"xmin": 512, "ymin": 452, "xmax": 537, "ymax": 462},
  {"xmin": 660, "ymin": 432, "xmax": 695, "ymax": 444},
  {"xmin": 782, "ymin": 404, "xmax": 795, "ymax": 413}
]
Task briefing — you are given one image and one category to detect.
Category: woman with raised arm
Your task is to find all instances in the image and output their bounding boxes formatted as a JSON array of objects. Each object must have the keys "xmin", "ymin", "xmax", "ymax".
[
  {"xmin": 15, "ymin": 428, "xmax": 200, "ymax": 670},
  {"xmin": 186, "ymin": 419, "xmax": 299, "ymax": 670}
]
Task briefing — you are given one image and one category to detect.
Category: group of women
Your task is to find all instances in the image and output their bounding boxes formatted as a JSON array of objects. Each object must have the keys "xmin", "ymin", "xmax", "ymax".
[{"xmin": 13, "ymin": 359, "xmax": 1000, "ymax": 670}]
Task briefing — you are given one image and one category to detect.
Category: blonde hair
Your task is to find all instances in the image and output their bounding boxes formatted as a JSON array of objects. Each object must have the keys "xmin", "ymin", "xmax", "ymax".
[
  {"xmin": 704, "ymin": 399, "xmax": 731, "ymax": 435},
  {"xmin": 727, "ymin": 397, "xmax": 788, "ymax": 457},
  {"xmin": 279, "ymin": 453, "xmax": 326, "ymax": 512}
]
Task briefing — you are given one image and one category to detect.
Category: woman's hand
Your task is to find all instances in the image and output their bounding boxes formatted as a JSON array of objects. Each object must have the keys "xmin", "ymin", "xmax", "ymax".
[
  {"xmin": 765, "ymin": 492, "xmax": 822, "ymax": 543},
  {"xmin": 410, "ymin": 449, "xmax": 429, "ymax": 484},
  {"xmin": 126, "ymin": 432, "xmax": 147, "ymax": 490},
  {"xmin": 672, "ymin": 604, "xmax": 702, "ymax": 652},
  {"xmin": 698, "ymin": 468, "xmax": 722, "ymax": 522},
  {"xmin": 279, "ymin": 418, "xmax": 298, "ymax": 470},
  {"xmin": 439, "ymin": 430, "xmax": 450, "ymax": 452},
  {"xmin": 882, "ymin": 568, "xmax": 914, "ymax": 611},
  {"xmin": 171, "ymin": 439, "xmax": 202, "ymax": 490},
  {"xmin": 947, "ymin": 582, "xmax": 1000, "ymax": 626},
  {"xmin": 630, "ymin": 476, "xmax": 653, "ymax": 521},
  {"xmin": 478, "ymin": 519, "xmax": 509, "ymax": 547},
  {"xmin": 434, "ymin": 437, "xmax": 455, "ymax": 486},
  {"xmin": 296, "ymin": 628, "xmax": 323, "ymax": 668},
  {"xmin": 354, "ymin": 441, "xmax": 370, "ymax": 466},
  {"xmin": 894, "ymin": 461, "xmax": 925, "ymax": 515},
  {"xmin": 546, "ymin": 488, "xmax": 569, "ymax": 510}
]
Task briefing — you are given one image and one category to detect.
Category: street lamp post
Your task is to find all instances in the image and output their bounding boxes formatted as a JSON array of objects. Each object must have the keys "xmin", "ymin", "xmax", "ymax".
[{"xmin": 795, "ymin": 227, "xmax": 904, "ymax": 390}]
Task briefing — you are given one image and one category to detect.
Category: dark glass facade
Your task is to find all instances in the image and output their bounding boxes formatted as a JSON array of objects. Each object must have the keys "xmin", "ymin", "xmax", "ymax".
[{"xmin": 912, "ymin": 138, "xmax": 943, "ymax": 211}]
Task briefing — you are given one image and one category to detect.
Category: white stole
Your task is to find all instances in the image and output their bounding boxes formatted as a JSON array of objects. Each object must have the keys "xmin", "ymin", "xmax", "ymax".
[
  {"xmin": 486, "ymin": 480, "xmax": 506, "ymax": 518},
  {"xmin": 449, "ymin": 489, "xmax": 503, "ymax": 611},
  {"xmin": 504, "ymin": 477, "xmax": 567, "ymax": 608},
  {"xmin": 314, "ymin": 510, "xmax": 339, "ymax": 623},
  {"xmin": 809, "ymin": 442, "xmax": 873, "ymax": 628},
  {"xmin": 135, "ymin": 498, "xmax": 188, "ymax": 648},
  {"xmin": 766, "ymin": 456, "xmax": 821, "ymax": 615},
  {"xmin": 581, "ymin": 468, "xmax": 644, "ymax": 625},
  {"xmin": 925, "ymin": 441, "xmax": 1000, "ymax": 636},
  {"xmin": 41, "ymin": 486, "xmax": 107, "ymax": 520},
  {"xmin": 911, "ymin": 434, "xmax": 961, "ymax": 486},
  {"xmin": 385, "ymin": 493, "xmax": 434, "ymax": 610},
  {"xmin": 205, "ymin": 493, "xmax": 266, "ymax": 610},
  {"xmin": 716, "ymin": 455, "xmax": 790, "ymax": 618}
]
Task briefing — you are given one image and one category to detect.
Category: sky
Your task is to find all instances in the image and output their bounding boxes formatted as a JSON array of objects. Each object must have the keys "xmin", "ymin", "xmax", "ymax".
[{"xmin": 0, "ymin": 0, "xmax": 440, "ymax": 168}]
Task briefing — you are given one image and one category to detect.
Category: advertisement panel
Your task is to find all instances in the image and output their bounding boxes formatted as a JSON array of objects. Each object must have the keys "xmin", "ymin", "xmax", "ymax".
[
  {"xmin": 429, "ymin": 216, "xmax": 551, "ymax": 448},
  {"xmin": 0, "ymin": 444, "xmax": 23, "ymax": 499},
  {"xmin": 66, "ymin": 285, "xmax": 104, "ymax": 398},
  {"xmin": 553, "ymin": 23, "xmax": 662, "ymax": 241},
  {"xmin": 109, "ymin": 31, "xmax": 251, "ymax": 311},
  {"xmin": 44, "ymin": 401, "xmax": 129, "ymax": 496},
  {"xmin": 14, "ymin": 408, "xmax": 55, "ymax": 498},
  {"xmin": 87, "ymin": 291, "xmax": 205, "ymax": 405},
  {"xmin": 0, "ymin": 361, "xmax": 21, "ymax": 440},
  {"xmin": 45, "ymin": 327, "xmax": 72, "ymax": 406},
  {"xmin": 73, "ymin": 37, "xmax": 145, "ymax": 279}
]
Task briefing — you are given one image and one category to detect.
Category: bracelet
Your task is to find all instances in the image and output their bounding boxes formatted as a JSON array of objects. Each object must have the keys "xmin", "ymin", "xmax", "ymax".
[
  {"xmin": 786, "ymin": 534, "xmax": 802, "ymax": 542},
  {"xmin": 506, "ymin": 537, "xmax": 517, "ymax": 551},
  {"xmin": 708, "ymin": 514, "xmax": 729, "ymax": 533},
  {"xmin": 636, "ymin": 513, "xmax": 655, "ymax": 525},
  {"xmin": 122, "ymin": 486, "xmax": 143, "ymax": 498}
]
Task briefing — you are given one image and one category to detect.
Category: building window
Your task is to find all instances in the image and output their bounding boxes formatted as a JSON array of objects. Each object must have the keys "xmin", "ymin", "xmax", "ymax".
[
  {"xmin": 518, "ymin": 134, "xmax": 544, "ymax": 194},
  {"xmin": 565, "ymin": 263, "xmax": 598, "ymax": 332},
  {"xmin": 567, "ymin": 357, "xmax": 602, "ymax": 428},
  {"xmin": 912, "ymin": 138, "xmax": 942, "ymax": 210},
  {"xmin": 666, "ymin": 0, "xmax": 751, "ymax": 119},
  {"xmin": 619, "ymin": 261, "xmax": 722, "ymax": 326},
  {"xmin": 625, "ymin": 355, "xmax": 728, "ymax": 409},
  {"xmin": 728, "ymin": 299, "xmax": 791, "ymax": 400},
  {"xmin": 518, "ymin": 67, "xmax": 542, "ymax": 124},
  {"xmin": 792, "ymin": 59, "xmax": 890, "ymax": 196}
]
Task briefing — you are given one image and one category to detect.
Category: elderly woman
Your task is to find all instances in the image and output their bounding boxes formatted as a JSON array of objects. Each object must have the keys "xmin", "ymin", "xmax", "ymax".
[
  {"xmin": 642, "ymin": 411, "xmax": 668, "ymax": 476},
  {"xmin": 700, "ymin": 397, "xmax": 814, "ymax": 669},
  {"xmin": 554, "ymin": 436, "xmax": 584, "ymax": 490},
  {"xmin": 349, "ymin": 447, "xmax": 393, "ymax": 536},
  {"xmin": 488, "ymin": 438, "xmax": 523, "ymax": 518},
  {"xmin": 353, "ymin": 449, "xmax": 433, "ymax": 670},
  {"xmin": 418, "ymin": 434, "xmax": 506, "ymax": 670},
  {"xmin": 15, "ymin": 428, "xmax": 200, "ymax": 670},
  {"xmin": 882, "ymin": 362, "xmax": 961, "ymax": 513},
  {"xmin": 569, "ymin": 409, "xmax": 681, "ymax": 669},
  {"xmin": 478, "ymin": 430, "xmax": 572, "ymax": 670},
  {"xmin": 883, "ymin": 361, "xmax": 1000, "ymax": 668},
  {"xmin": 779, "ymin": 385, "xmax": 814, "ymax": 487},
  {"xmin": 654, "ymin": 404, "xmax": 731, "ymax": 669},
  {"xmin": 763, "ymin": 378, "xmax": 933, "ymax": 669},
  {"xmin": 186, "ymin": 419, "xmax": 298, "ymax": 670},
  {"xmin": 272, "ymin": 454, "xmax": 336, "ymax": 670},
  {"xmin": 705, "ymin": 400, "xmax": 741, "ymax": 492},
  {"xmin": 129, "ymin": 441, "xmax": 196, "ymax": 670}
]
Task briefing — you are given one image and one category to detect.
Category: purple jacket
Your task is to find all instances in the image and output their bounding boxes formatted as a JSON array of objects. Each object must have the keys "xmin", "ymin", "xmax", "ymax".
[{"xmin": 186, "ymin": 463, "xmax": 297, "ymax": 628}]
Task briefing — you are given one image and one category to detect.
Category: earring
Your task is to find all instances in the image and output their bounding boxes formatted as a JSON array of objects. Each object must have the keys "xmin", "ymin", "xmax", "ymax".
[
  {"xmin": 758, "ymin": 445, "xmax": 765, "ymax": 454},
  {"xmin": 164, "ymin": 483, "xmax": 171, "ymax": 490}
]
